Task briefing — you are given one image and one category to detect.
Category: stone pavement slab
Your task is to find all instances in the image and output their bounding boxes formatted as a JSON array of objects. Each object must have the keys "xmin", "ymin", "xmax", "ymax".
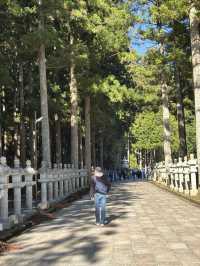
[{"xmin": 1, "ymin": 181, "xmax": 200, "ymax": 266}]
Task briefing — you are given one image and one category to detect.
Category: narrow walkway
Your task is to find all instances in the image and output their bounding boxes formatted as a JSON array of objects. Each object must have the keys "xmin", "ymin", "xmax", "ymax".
[{"xmin": 1, "ymin": 181, "xmax": 200, "ymax": 266}]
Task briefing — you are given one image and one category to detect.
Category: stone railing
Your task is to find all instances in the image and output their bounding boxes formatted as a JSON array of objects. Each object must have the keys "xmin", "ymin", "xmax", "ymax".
[
  {"xmin": 153, "ymin": 154, "xmax": 198, "ymax": 196},
  {"xmin": 38, "ymin": 162, "xmax": 89, "ymax": 209},
  {"xmin": 0, "ymin": 157, "xmax": 89, "ymax": 231}
]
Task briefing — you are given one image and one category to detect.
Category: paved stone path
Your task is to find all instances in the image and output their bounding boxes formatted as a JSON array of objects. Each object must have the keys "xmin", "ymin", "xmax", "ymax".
[{"xmin": 1, "ymin": 181, "xmax": 200, "ymax": 266}]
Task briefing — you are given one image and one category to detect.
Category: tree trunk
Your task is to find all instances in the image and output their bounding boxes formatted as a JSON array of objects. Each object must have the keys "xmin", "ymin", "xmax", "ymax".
[
  {"xmin": 127, "ymin": 132, "xmax": 130, "ymax": 167},
  {"xmin": 38, "ymin": 0, "xmax": 51, "ymax": 166},
  {"xmin": 139, "ymin": 149, "xmax": 142, "ymax": 170},
  {"xmin": 55, "ymin": 116, "xmax": 62, "ymax": 164},
  {"xmin": 189, "ymin": 4, "xmax": 200, "ymax": 185},
  {"xmin": 161, "ymin": 81, "xmax": 172, "ymax": 166},
  {"xmin": 100, "ymin": 136, "xmax": 104, "ymax": 168},
  {"xmin": 69, "ymin": 34, "xmax": 79, "ymax": 168},
  {"xmin": 19, "ymin": 64, "xmax": 26, "ymax": 167},
  {"xmin": 29, "ymin": 118, "xmax": 35, "ymax": 168},
  {"xmin": 79, "ymin": 128, "xmax": 84, "ymax": 168},
  {"xmin": 85, "ymin": 96, "xmax": 91, "ymax": 171},
  {"xmin": 175, "ymin": 66, "xmax": 187, "ymax": 158},
  {"xmin": 0, "ymin": 124, "xmax": 2, "ymax": 157},
  {"xmin": 0, "ymin": 94, "xmax": 2, "ymax": 157},
  {"xmin": 3, "ymin": 130, "xmax": 7, "ymax": 157},
  {"xmin": 92, "ymin": 131, "xmax": 96, "ymax": 168}
]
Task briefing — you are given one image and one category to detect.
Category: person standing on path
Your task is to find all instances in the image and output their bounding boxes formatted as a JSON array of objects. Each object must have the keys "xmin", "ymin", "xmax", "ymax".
[{"xmin": 90, "ymin": 167, "xmax": 111, "ymax": 226}]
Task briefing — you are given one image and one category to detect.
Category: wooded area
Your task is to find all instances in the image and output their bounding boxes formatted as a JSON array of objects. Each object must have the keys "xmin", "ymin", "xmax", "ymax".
[{"xmin": 0, "ymin": 0, "xmax": 200, "ymax": 179}]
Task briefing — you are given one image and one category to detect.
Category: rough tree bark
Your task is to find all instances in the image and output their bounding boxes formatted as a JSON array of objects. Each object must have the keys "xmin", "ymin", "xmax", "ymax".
[
  {"xmin": 161, "ymin": 80, "xmax": 172, "ymax": 166},
  {"xmin": 38, "ymin": 0, "xmax": 51, "ymax": 166},
  {"xmin": 0, "ymin": 124, "xmax": 2, "ymax": 157},
  {"xmin": 55, "ymin": 116, "xmax": 62, "ymax": 164},
  {"xmin": 69, "ymin": 34, "xmax": 79, "ymax": 168},
  {"xmin": 85, "ymin": 96, "xmax": 91, "ymax": 171},
  {"xmin": 175, "ymin": 66, "xmax": 187, "ymax": 158},
  {"xmin": 100, "ymin": 136, "xmax": 104, "ymax": 168},
  {"xmin": 19, "ymin": 64, "xmax": 26, "ymax": 167},
  {"xmin": 189, "ymin": 4, "xmax": 200, "ymax": 185},
  {"xmin": 160, "ymin": 42, "xmax": 172, "ymax": 166},
  {"xmin": 79, "ymin": 128, "xmax": 84, "ymax": 168},
  {"xmin": 0, "ymin": 93, "xmax": 2, "ymax": 157},
  {"xmin": 92, "ymin": 125, "xmax": 96, "ymax": 168}
]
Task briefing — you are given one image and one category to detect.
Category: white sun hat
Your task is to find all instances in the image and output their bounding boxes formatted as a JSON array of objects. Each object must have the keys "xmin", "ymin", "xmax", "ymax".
[{"xmin": 94, "ymin": 167, "xmax": 104, "ymax": 177}]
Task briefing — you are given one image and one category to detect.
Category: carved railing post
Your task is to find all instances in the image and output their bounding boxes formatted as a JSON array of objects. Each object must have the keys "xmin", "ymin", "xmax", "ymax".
[
  {"xmin": 170, "ymin": 164, "xmax": 176, "ymax": 190},
  {"xmin": 63, "ymin": 164, "xmax": 69, "ymax": 196},
  {"xmin": 59, "ymin": 163, "xmax": 64, "ymax": 199},
  {"xmin": 0, "ymin": 157, "xmax": 10, "ymax": 229},
  {"xmin": 12, "ymin": 158, "xmax": 24, "ymax": 217},
  {"xmin": 53, "ymin": 163, "xmax": 59, "ymax": 200},
  {"xmin": 188, "ymin": 154, "xmax": 198, "ymax": 196},
  {"xmin": 25, "ymin": 160, "xmax": 36, "ymax": 211},
  {"xmin": 183, "ymin": 156, "xmax": 190, "ymax": 195},
  {"xmin": 47, "ymin": 163, "xmax": 53, "ymax": 202},
  {"xmin": 71, "ymin": 164, "xmax": 76, "ymax": 192},
  {"xmin": 153, "ymin": 163, "xmax": 157, "ymax": 181},
  {"xmin": 38, "ymin": 161, "xmax": 48, "ymax": 209},
  {"xmin": 177, "ymin": 157, "xmax": 184, "ymax": 193},
  {"xmin": 66, "ymin": 164, "xmax": 72, "ymax": 193},
  {"xmin": 173, "ymin": 159, "xmax": 179, "ymax": 191},
  {"xmin": 79, "ymin": 169, "xmax": 84, "ymax": 189}
]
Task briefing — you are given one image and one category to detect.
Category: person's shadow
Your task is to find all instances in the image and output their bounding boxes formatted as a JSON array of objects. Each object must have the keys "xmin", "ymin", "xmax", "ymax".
[{"xmin": 108, "ymin": 215, "xmax": 117, "ymax": 223}]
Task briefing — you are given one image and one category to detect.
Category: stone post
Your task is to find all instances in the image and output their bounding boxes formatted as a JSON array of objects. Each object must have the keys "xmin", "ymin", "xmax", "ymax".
[
  {"xmin": 71, "ymin": 164, "xmax": 76, "ymax": 192},
  {"xmin": 177, "ymin": 157, "xmax": 184, "ymax": 193},
  {"xmin": 163, "ymin": 165, "xmax": 168, "ymax": 185},
  {"xmin": 173, "ymin": 159, "xmax": 179, "ymax": 191},
  {"xmin": 169, "ymin": 163, "xmax": 175, "ymax": 190},
  {"xmin": 188, "ymin": 154, "xmax": 198, "ymax": 196},
  {"xmin": 157, "ymin": 163, "xmax": 162, "ymax": 183},
  {"xmin": 67, "ymin": 164, "xmax": 72, "ymax": 193},
  {"xmin": 80, "ymin": 169, "xmax": 85, "ymax": 189},
  {"xmin": 153, "ymin": 164, "xmax": 157, "ymax": 181},
  {"xmin": 168, "ymin": 163, "xmax": 172, "ymax": 187},
  {"xmin": 64, "ymin": 164, "xmax": 69, "ymax": 196},
  {"xmin": 86, "ymin": 168, "xmax": 89, "ymax": 187},
  {"xmin": 38, "ymin": 161, "xmax": 48, "ymax": 209},
  {"xmin": 47, "ymin": 164, "xmax": 53, "ymax": 202},
  {"xmin": 0, "ymin": 157, "xmax": 10, "ymax": 229},
  {"xmin": 77, "ymin": 169, "xmax": 81, "ymax": 191},
  {"xmin": 59, "ymin": 163, "xmax": 64, "ymax": 199},
  {"xmin": 12, "ymin": 158, "xmax": 23, "ymax": 217},
  {"xmin": 53, "ymin": 164, "xmax": 59, "ymax": 200},
  {"xmin": 183, "ymin": 156, "xmax": 190, "ymax": 195},
  {"xmin": 25, "ymin": 160, "xmax": 36, "ymax": 211}
]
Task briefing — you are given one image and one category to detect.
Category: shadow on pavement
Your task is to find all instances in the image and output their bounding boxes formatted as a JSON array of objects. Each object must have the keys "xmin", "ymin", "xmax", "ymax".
[{"xmin": 1, "ymin": 180, "xmax": 144, "ymax": 265}]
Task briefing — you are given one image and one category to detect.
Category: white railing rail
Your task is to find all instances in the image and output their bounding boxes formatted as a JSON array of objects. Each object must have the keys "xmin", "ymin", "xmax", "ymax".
[
  {"xmin": 0, "ymin": 157, "xmax": 89, "ymax": 231},
  {"xmin": 153, "ymin": 154, "xmax": 198, "ymax": 196}
]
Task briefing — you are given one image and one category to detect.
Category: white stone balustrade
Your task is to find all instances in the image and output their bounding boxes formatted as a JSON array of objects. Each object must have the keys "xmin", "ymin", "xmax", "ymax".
[
  {"xmin": 38, "ymin": 162, "xmax": 89, "ymax": 210},
  {"xmin": 0, "ymin": 157, "xmax": 36, "ymax": 231},
  {"xmin": 0, "ymin": 157, "xmax": 89, "ymax": 230},
  {"xmin": 153, "ymin": 154, "xmax": 199, "ymax": 197}
]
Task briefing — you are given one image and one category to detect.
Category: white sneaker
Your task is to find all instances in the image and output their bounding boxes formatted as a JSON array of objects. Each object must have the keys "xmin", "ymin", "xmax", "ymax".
[{"xmin": 95, "ymin": 222, "xmax": 100, "ymax": 226}]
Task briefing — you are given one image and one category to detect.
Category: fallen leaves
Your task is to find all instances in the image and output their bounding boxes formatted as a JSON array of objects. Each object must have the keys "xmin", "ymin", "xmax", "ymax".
[{"xmin": 0, "ymin": 241, "xmax": 23, "ymax": 254}]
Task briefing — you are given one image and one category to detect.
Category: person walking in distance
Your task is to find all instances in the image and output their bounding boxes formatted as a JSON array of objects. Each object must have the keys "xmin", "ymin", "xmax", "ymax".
[{"xmin": 90, "ymin": 167, "xmax": 111, "ymax": 226}]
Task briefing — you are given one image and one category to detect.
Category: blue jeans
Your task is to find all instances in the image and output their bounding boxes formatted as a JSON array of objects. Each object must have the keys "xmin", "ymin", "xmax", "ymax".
[{"xmin": 95, "ymin": 193, "xmax": 106, "ymax": 224}]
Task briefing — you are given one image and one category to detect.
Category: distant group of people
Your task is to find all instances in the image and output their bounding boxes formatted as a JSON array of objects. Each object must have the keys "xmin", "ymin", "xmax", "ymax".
[{"xmin": 106, "ymin": 168, "xmax": 147, "ymax": 182}]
